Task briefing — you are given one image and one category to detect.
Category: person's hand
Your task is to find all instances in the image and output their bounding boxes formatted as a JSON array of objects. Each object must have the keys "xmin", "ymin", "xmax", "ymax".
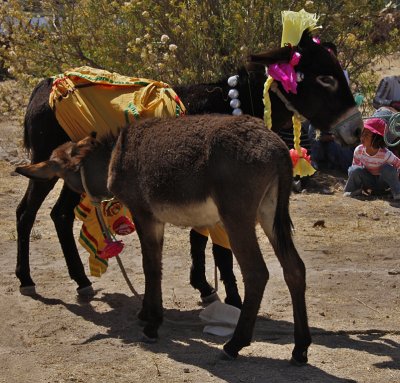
[{"xmin": 390, "ymin": 101, "xmax": 400, "ymax": 111}]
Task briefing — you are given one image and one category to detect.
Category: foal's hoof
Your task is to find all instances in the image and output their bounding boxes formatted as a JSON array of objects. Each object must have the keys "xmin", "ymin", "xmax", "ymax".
[
  {"xmin": 19, "ymin": 285, "xmax": 36, "ymax": 296},
  {"xmin": 77, "ymin": 285, "xmax": 95, "ymax": 297},
  {"xmin": 139, "ymin": 331, "xmax": 158, "ymax": 344},
  {"xmin": 201, "ymin": 291, "xmax": 220, "ymax": 304}
]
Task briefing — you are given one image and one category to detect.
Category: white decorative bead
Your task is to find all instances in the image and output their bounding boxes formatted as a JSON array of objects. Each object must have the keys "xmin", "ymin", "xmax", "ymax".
[
  {"xmin": 296, "ymin": 71, "xmax": 304, "ymax": 82},
  {"xmin": 228, "ymin": 89, "xmax": 239, "ymax": 99},
  {"xmin": 227, "ymin": 75, "xmax": 238, "ymax": 87},
  {"xmin": 232, "ymin": 108, "xmax": 243, "ymax": 116},
  {"xmin": 230, "ymin": 98, "xmax": 241, "ymax": 109}
]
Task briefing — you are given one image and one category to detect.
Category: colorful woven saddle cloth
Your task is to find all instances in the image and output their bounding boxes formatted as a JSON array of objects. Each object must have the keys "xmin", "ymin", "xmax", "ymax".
[
  {"xmin": 49, "ymin": 66, "xmax": 186, "ymax": 141},
  {"xmin": 49, "ymin": 67, "xmax": 186, "ymax": 276}
]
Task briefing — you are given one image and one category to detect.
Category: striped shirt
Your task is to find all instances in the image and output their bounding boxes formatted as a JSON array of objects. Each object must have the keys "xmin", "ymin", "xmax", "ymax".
[{"xmin": 352, "ymin": 144, "xmax": 400, "ymax": 175}]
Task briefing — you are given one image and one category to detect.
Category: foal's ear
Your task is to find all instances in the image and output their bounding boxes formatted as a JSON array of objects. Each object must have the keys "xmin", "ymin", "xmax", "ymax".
[
  {"xmin": 70, "ymin": 134, "xmax": 99, "ymax": 163},
  {"xmin": 247, "ymin": 45, "xmax": 292, "ymax": 66},
  {"xmin": 15, "ymin": 161, "xmax": 60, "ymax": 180}
]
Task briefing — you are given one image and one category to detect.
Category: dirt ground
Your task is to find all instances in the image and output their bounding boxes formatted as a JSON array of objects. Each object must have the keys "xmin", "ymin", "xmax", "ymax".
[{"xmin": 0, "ymin": 55, "xmax": 400, "ymax": 382}]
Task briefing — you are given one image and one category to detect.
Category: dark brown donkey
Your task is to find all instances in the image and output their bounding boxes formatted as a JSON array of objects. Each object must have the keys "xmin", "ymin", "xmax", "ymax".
[
  {"xmin": 16, "ymin": 30, "xmax": 362, "ymax": 299},
  {"xmin": 17, "ymin": 114, "xmax": 311, "ymax": 363}
]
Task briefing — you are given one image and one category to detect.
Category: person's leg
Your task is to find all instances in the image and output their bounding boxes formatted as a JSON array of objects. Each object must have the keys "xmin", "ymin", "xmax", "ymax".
[
  {"xmin": 379, "ymin": 164, "xmax": 400, "ymax": 197},
  {"xmin": 344, "ymin": 165, "xmax": 377, "ymax": 194},
  {"xmin": 344, "ymin": 165, "xmax": 364, "ymax": 193}
]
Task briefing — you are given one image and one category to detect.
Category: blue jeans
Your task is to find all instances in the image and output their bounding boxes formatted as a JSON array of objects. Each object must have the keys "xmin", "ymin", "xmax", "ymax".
[{"xmin": 344, "ymin": 164, "xmax": 400, "ymax": 196}]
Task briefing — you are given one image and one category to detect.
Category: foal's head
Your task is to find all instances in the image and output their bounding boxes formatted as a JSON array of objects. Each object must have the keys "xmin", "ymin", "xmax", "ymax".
[{"xmin": 15, "ymin": 133, "xmax": 107, "ymax": 197}]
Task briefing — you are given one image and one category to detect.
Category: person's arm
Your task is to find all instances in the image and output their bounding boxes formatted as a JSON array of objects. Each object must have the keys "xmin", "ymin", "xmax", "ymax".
[
  {"xmin": 386, "ymin": 150, "xmax": 400, "ymax": 170},
  {"xmin": 352, "ymin": 146, "xmax": 363, "ymax": 166}
]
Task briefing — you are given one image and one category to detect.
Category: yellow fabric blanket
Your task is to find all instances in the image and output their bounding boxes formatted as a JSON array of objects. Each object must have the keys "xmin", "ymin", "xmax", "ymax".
[
  {"xmin": 74, "ymin": 195, "xmax": 135, "ymax": 277},
  {"xmin": 50, "ymin": 67, "xmax": 186, "ymax": 276},
  {"xmin": 49, "ymin": 66, "xmax": 186, "ymax": 141}
]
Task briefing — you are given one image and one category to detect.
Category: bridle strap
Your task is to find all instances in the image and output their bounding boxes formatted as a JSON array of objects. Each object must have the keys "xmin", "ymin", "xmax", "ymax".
[{"xmin": 269, "ymin": 80, "xmax": 303, "ymax": 118}]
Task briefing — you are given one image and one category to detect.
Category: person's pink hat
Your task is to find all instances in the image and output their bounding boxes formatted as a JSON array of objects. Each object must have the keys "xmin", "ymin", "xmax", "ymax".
[{"xmin": 363, "ymin": 118, "xmax": 386, "ymax": 136}]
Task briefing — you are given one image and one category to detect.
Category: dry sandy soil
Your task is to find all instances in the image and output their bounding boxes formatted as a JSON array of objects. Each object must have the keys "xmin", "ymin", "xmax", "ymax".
[{"xmin": 0, "ymin": 55, "xmax": 399, "ymax": 383}]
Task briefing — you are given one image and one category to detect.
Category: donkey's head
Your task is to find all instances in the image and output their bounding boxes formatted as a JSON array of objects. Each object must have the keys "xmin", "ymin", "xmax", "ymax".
[
  {"xmin": 16, "ymin": 133, "xmax": 112, "ymax": 200},
  {"xmin": 248, "ymin": 31, "xmax": 362, "ymax": 146}
]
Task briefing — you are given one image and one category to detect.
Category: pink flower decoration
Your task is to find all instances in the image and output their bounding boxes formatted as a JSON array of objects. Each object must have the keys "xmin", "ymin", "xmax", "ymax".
[
  {"xmin": 267, "ymin": 51, "xmax": 302, "ymax": 94},
  {"xmin": 99, "ymin": 239, "xmax": 124, "ymax": 259}
]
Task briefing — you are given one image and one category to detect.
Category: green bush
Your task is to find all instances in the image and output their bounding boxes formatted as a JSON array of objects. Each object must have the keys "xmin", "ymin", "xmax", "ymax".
[{"xmin": 1, "ymin": 0, "xmax": 399, "ymax": 117}]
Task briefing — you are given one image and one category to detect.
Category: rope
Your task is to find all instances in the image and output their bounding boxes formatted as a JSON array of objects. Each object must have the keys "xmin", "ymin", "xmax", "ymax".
[{"xmin": 383, "ymin": 112, "xmax": 400, "ymax": 147}]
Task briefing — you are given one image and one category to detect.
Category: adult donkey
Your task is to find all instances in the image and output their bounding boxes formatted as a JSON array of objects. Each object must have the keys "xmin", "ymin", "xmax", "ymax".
[
  {"xmin": 17, "ymin": 114, "xmax": 311, "ymax": 362},
  {"xmin": 16, "ymin": 30, "xmax": 362, "ymax": 298}
]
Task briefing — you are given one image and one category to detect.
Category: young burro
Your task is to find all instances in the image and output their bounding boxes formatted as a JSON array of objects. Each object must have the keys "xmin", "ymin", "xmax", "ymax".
[{"xmin": 16, "ymin": 114, "xmax": 311, "ymax": 364}]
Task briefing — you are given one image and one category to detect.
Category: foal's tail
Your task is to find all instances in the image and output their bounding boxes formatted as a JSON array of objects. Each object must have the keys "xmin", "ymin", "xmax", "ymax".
[{"xmin": 273, "ymin": 154, "xmax": 295, "ymax": 257}]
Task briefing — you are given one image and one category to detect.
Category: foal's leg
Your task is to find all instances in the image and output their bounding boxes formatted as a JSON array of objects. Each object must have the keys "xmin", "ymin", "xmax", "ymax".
[
  {"xmin": 134, "ymin": 216, "xmax": 165, "ymax": 341},
  {"xmin": 16, "ymin": 178, "xmax": 57, "ymax": 294},
  {"xmin": 222, "ymin": 223, "xmax": 268, "ymax": 358},
  {"xmin": 50, "ymin": 183, "xmax": 92, "ymax": 294},
  {"xmin": 258, "ymin": 190, "xmax": 311, "ymax": 365}
]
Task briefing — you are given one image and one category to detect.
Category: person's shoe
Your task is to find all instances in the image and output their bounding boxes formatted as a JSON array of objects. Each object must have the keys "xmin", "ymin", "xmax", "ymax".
[{"xmin": 343, "ymin": 189, "xmax": 362, "ymax": 197}]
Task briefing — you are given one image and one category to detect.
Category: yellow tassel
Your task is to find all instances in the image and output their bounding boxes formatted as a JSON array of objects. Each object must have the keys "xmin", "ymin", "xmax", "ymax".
[
  {"xmin": 263, "ymin": 76, "xmax": 274, "ymax": 129},
  {"xmin": 292, "ymin": 114, "xmax": 316, "ymax": 177}
]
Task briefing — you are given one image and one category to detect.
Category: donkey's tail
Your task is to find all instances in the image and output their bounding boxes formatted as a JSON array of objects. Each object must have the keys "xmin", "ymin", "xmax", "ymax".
[{"xmin": 23, "ymin": 78, "xmax": 54, "ymax": 153}]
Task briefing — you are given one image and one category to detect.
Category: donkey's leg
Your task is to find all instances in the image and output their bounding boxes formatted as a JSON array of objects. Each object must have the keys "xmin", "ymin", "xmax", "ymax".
[
  {"xmin": 213, "ymin": 244, "xmax": 242, "ymax": 309},
  {"xmin": 50, "ymin": 183, "xmax": 92, "ymax": 294},
  {"xmin": 258, "ymin": 187, "xmax": 311, "ymax": 365},
  {"xmin": 16, "ymin": 178, "xmax": 57, "ymax": 294},
  {"xmin": 222, "ymin": 224, "xmax": 268, "ymax": 358},
  {"xmin": 189, "ymin": 229, "xmax": 217, "ymax": 302},
  {"xmin": 134, "ymin": 216, "xmax": 165, "ymax": 341}
]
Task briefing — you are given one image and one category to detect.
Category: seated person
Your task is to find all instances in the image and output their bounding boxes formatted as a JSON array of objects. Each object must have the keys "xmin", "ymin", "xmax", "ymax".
[
  {"xmin": 373, "ymin": 75, "xmax": 400, "ymax": 111},
  {"xmin": 307, "ymin": 122, "xmax": 354, "ymax": 173},
  {"xmin": 344, "ymin": 118, "xmax": 400, "ymax": 200}
]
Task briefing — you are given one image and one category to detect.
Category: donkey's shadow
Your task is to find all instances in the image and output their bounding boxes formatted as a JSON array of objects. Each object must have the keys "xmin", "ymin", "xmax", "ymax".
[{"xmin": 30, "ymin": 291, "xmax": 399, "ymax": 382}]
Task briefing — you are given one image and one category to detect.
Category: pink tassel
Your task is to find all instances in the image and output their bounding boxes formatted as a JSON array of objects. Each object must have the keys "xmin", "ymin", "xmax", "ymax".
[{"xmin": 99, "ymin": 239, "xmax": 124, "ymax": 259}]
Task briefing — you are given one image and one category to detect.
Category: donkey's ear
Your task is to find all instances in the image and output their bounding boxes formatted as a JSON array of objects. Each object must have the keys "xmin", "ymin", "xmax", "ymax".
[
  {"xmin": 247, "ymin": 45, "xmax": 292, "ymax": 66},
  {"xmin": 15, "ymin": 161, "xmax": 60, "ymax": 180},
  {"xmin": 297, "ymin": 29, "xmax": 316, "ymax": 49}
]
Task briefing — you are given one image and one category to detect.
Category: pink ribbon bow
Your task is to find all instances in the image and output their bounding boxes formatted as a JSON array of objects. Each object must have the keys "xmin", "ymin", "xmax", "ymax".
[{"xmin": 267, "ymin": 51, "xmax": 302, "ymax": 94}]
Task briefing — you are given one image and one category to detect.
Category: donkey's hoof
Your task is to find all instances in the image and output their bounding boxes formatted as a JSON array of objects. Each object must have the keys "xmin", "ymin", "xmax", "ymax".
[
  {"xmin": 139, "ymin": 331, "xmax": 158, "ymax": 344},
  {"xmin": 77, "ymin": 285, "xmax": 95, "ymax": 296},
  {"xmin": 19, "ymin": 285, "xmax": 36, "ymax": 296},
  {"xmin": 290, "ymin": 350, "xmax": 308, "ymax": 366},
  {"xmin": 201, "ymin": 291, "xmax": 220, "ymax": 304},
  {"xmin": 222, "ymin": 344, "xmax": 238, "ymax": 360},
  {"xmin": 220, "ymin": 348, "xmax": 237, "ymax": 361}
]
